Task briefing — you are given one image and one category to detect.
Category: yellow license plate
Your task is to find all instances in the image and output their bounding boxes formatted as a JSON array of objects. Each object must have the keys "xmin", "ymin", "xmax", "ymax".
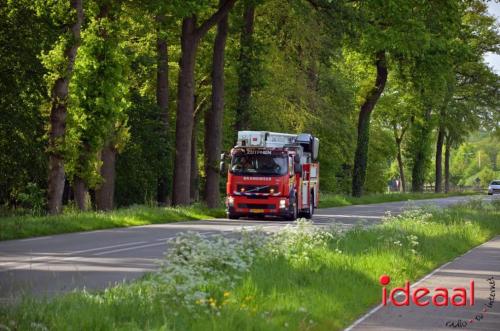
[{"xmin": 250, "ymin": 209, "xmax": 264, "ymax": 213}]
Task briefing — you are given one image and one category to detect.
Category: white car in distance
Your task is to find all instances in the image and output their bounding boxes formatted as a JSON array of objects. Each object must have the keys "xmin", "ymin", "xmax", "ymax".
[{"xmin": 488, "ymin": 180, "xmax": 500, "ymax": 195}]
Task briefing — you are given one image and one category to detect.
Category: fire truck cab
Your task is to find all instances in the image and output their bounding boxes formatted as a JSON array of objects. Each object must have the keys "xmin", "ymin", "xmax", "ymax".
[{"xmin": 223, "ymin": 131, "xmax": 319, "ymax": 220}]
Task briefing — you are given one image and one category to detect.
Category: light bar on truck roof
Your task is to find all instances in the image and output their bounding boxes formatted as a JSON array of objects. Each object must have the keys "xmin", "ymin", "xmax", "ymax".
[{"xmin": 237, "ymin": 131, "xmax": 297, "ymax": 148}]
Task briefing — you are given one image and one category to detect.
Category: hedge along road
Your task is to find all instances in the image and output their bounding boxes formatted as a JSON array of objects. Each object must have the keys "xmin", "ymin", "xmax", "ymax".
[{"xmin": 0, "ymin": 195, "xmax": 492, "ymax": 302}]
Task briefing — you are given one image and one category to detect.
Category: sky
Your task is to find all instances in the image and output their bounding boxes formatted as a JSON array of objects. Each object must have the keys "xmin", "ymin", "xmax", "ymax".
[{"xmin": 484, "ymin": 1, "xmax": 500, "ymax": 73}]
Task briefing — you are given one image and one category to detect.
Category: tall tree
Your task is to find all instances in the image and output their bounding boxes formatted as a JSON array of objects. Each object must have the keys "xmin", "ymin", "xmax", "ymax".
[
  {"xmin": 172, "ymin": 0, "xmax": 237, "ymax": 206},
  {"xmin": 350, "ymin": 0, "xmax": 431, "ymax": 197},
  {"xmin": 156, "ymin": 14, "xmax": 170, "ymax": 205},
  {"xmin": 444, "ymin": 132, "xmax": 453, "ymax": 193},
  {"xmin": 204, "ymin": 4, "xmax": 229, "ymax": 208},
  {"xmin": 70, "ymin": 0, "xmax": 130, "ymax": 210},
  {"xmin": 375, "ymin": 84, "xmax": 417, "ymax": 193},
  {"xmin": 435, "ymin": 83, "xmax": 453, "ymax": 193},
  {"xmin": 190, "ymin": 105, "xmax": 204, "ymax": 202},
  {"xmin": 351, "ymin": 50, "xmax": 387, "ymax": 197},
  {"xmin": 234, "ymin": 0, "xmax": 256, "ymax": 131},
  {"xmin": 434, "ymin": 119, "xmax": 445, "ymax": 193},
  {"xmin": 409, "ymin": 105, "xmax": 433, "ymax": 192},
  {"xmin": 436, "ymin": 1, "xmax": 500, "ymax": 192},
  {"xmin": 407, "ymin": 0, "xmax": 462, "ymax": 192},
  {"xmin": 44, "ymin": 0, "xmax": 84, "ymax": 214}
]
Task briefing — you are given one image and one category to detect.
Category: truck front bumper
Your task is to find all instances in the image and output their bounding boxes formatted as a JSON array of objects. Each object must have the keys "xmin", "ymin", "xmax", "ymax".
[{"xmin": 226, "ymin": 195, "xmax": 290, "ymax": 218}]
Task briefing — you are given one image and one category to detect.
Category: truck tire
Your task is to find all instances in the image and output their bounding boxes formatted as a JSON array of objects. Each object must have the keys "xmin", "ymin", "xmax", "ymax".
[
  {"xmin": 302, "ymin": 193, "xmax": 314, "ymax": 219},
  {"xmin": 227, "ymin": 213, "xmax": 239, "ymax": 220}
]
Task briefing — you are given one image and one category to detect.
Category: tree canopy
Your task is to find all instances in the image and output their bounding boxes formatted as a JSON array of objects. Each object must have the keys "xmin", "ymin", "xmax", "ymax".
[{"xmin": 0, "ymin": 0, "xmax": 498, "ymax": 213}]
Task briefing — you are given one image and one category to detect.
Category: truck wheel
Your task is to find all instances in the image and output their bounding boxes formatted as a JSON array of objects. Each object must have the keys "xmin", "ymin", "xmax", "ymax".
[
  {"xmin": 227, "ymin": 213, "xmax": 239, "ymax": 220},
  {"xmin": 302, "ymin": 193, "xmax": 314, "ymax": 219}
]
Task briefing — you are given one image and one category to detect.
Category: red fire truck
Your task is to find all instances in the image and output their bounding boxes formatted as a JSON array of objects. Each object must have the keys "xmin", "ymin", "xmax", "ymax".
[{"xmin": 222, "ymin": 131, "xmax": 319, "ymax": 220}]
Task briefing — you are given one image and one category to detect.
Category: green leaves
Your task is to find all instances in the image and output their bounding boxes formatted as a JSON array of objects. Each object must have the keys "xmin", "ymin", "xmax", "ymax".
[
  {"xmin": 1, "ymin": 0, "xmax": 499, "ymax": 209},
  {"xmin": 67, "ymin": 1, "xmax": 131, "ymax": 188}
]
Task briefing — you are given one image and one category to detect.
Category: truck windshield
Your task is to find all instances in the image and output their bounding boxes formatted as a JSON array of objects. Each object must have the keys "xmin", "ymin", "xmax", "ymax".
[{"xmin": 231, "ymin": 154, "xmax": 288, "ymax": 176}]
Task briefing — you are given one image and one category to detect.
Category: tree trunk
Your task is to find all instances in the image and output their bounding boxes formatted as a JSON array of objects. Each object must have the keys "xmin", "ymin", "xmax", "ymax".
[
  {"xmin": 204, "ymin": 10, "xmax": 228, "ymax": 208},
  {"xmin": 351, "ymin": 50, "xmax": 388, "ymax": 197},
  {"xmin": 156, "ymin": 17, "xmax": 170, "ymax": 205},
  {"xmin": 47, "ymin": 0, "xmax": 84, "ymax": 214},
  {"xmin": 73, "ymin": 176, "xmax": 88, "ymax": 211},
  {"xmin": 172, "ymin": 0, "xmax": 236, "ymax": 206},
  {"xmin": 172, "ymin": 18, "xmax": 198, "ymax": 206},
  {"xmin": 395, "ymin": 140, "xmax": 406, "ymax": 193},
  {"xmin": 235, "ymin": 3, "xmax": 255, "ymax": 132},
  {"xmin": 190, "ymin": 109, "xmax": 202, "ymax": 202},
  {"xmin": 411, "ymin": 107, "xmax": 432, "ymax": 193},
  {"xmin": 62, "ymin": 179, "xmax": 71, "ymax": 205},
  {"xmin": 96, "ymin": 144, "xmax": 116, "ymax": 210},
  {"xmin": 434, "ymin": 126, "xmax": 445, "ymax": 193},
  {"xmin": 444, "ymin": 134, "xmax": 451, "ymax": 193}
]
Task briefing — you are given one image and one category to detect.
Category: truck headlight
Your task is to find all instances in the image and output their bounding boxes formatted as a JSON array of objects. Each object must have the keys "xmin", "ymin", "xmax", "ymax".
[
  {"xmin": 227, "ymin": 196, "xmax": 234, "ymax": 207},
  {"xmin": 279, "ymin": 199, "xmax": 286, "ymax": 209}
]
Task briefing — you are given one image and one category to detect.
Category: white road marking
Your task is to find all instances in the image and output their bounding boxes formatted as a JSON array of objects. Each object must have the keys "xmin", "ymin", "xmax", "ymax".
[
  {"xmin": 0, "ymin": 241, "xmax": 147, "ymax": 270},
  {"xmin": 314, "ymin": 214, "xmax": 382, "ymax": 219},
  {"xmin": 70, "ymin": 241, "xmax": 148, "ymax": 255},
  {"xmin": 92, "ymin": 242, "xmax": 167, "ymax": 256},
  {"xmin": 19, "ymin": 237, "xmax": 52, "ymax": 242}
]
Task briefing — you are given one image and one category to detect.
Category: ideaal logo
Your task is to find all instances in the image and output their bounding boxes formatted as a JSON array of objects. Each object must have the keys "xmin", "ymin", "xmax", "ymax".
[
  {"xmin": 379, "ymin": 274, "xmax": 475, "ymax": 307},
  {"xmin": 379, "ymin": 275, "xmax": 495, "ymax": 328}
]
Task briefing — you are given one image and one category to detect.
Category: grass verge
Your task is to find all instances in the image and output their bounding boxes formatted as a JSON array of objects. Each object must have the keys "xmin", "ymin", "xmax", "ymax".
[
  {"xmin": 1, "ymin": 198, "xmax": 499, "ymax": 331},
  {"xmin": 318, "ymin": 191, "xmax": 479, "ymax": 208},
  {"xmin": 0, "ymin": 192, "xmax": 478, "ymax": 242},
  {"xmin": 0, "ymin": 204, "xmax": 225, "ymax": 241}
]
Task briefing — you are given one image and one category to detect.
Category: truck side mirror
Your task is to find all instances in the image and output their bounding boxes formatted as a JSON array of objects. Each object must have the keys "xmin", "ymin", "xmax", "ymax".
[
  {"xmin": 219, "ymin": 161, "xmax": 226, "ymax": 175},
  {"xmin": 220, "ymin": 152, "xmax": 226, "ymax": 161}
]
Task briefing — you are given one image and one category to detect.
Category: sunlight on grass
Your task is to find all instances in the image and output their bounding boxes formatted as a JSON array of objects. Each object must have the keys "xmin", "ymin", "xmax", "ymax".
[
  {"xmin": 0, "ymin": 205, "xmax": 225, "ymax": 241},
  {"xmin": 318, "ymin": 191, "xmax": 478, "ymax": 208}
]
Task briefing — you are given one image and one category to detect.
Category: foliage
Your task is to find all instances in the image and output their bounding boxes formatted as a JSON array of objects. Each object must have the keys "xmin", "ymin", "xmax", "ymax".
[
  {"xmin": 0, "ymin": 0, "xmax": 498, "ymax": 212},
  {"xmin": 365, "ymin": 125, "xmax": 396, "ymax": 193},
  {"xmin": 451, "ymin": 132, "xmax": 500, "ymax": 187},
  {"xmin": 15, "ymin": 183, "xmax": 46, "ymax": 216},
  {"xmin": 0, "ymin": 2, "xmax": 53, "ymax": 205},
  {"xmin": 67, "ymin": 1, "xmax": 131, "ymax": 188}
]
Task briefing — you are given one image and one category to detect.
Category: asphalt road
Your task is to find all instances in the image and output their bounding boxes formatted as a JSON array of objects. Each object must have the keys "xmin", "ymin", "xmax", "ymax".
[{"xmin": 0, "ymin": 195, "xmax": 492, "ymax": 302}]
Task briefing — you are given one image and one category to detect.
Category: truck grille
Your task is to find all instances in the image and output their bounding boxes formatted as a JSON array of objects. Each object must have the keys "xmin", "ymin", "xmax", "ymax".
[
  {"xmin": 236, "ymin": 185, "xmax": 278, "ymax": 194},
  {"xmin": 238, "ymin": 203, "xmax": 276, "ymax": 210}
]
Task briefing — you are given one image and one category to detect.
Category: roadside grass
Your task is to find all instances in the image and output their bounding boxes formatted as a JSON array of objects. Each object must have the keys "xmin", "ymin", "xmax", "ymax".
[
  {"xmin": 1, "ymin": 198, "xmax": 499, "ymax": 331},
  {"xmin": 318, "ymin": 191, "xmax": 479, "ymax": 208},
  {"xmin": 0, "ymin": 204, "xmax": 225, "ymax": 241},
  {"xmin": 0, "ymin": 192, "xmax": 478, "ymax": 242}
]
